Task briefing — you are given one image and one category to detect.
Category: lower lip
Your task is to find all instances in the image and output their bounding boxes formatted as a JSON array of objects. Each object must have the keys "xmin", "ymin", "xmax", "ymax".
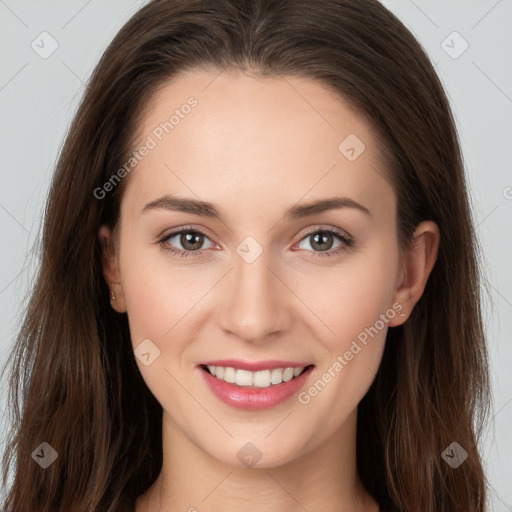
[{"xmin": 198, "ymin": 365, "xmax": 314, "ymax": 410}]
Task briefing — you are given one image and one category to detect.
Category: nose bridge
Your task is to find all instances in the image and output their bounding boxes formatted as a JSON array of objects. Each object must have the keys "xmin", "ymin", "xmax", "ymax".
[{"xmin": 217, "ymin": 239, "xmax": 289, "ymax": 341}]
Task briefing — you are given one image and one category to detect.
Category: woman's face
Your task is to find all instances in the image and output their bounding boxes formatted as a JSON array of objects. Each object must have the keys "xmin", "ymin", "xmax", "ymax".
[{"xmin": 102, "ymin": 69, "xmax": 409, "ymax": 468}]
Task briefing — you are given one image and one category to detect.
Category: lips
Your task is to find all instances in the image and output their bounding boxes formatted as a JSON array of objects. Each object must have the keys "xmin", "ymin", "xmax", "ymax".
[{"xmin": 197, "ymin": 360, "xmax": 315, "ymax": 410}]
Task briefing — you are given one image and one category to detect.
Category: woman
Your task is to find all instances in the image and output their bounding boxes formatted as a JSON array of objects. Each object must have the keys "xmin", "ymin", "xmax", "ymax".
[{"xmin": 1, "ymin": 0, "xmax": 490, "ymax": 511}]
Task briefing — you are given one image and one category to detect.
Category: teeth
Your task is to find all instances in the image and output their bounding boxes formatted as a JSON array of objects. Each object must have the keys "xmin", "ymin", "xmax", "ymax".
[
  {"xmin": 205, "ymin": 365, "xmax": 306, "ymax": 388},
  {"xmin": 270, "ymin": 368, "xmax": 283, "ymax": 385},
  {"xmin": 283, "ymin": 367, "xmax": 294, "ymax": 382},
  {"xmin": 254, "ymin": 370, "xmax": 271, "ymax": 388},
  {"xmin": 224, "ymin": 367, "xmax": 236, "ymax": 383},
  {"xmin": 235, "ymin": 369, "xmax": 253, "ymax": 387}
]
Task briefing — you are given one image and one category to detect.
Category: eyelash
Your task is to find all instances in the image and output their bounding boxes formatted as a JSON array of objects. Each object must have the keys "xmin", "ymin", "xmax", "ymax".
[{"xmin": 157, "ymin": 226, "xmax": 354, "ymax": 259}]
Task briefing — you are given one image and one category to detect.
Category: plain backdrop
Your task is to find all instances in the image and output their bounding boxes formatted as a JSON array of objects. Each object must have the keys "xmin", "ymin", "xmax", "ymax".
[{"xmin": 1, "ymin": 0, "xmax": 511, "ymax": 508}]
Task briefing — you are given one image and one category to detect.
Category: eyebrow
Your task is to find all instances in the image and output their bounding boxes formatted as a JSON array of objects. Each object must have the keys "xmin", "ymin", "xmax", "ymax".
[{"xmin": 140, "ymin": 194, "xmax": 371, "ymax": 219}]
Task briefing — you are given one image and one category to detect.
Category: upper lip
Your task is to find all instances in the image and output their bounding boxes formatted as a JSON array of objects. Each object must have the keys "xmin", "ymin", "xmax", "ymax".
[{"xmin": 198, "ymin": 359, "xmax": 314, "ymax": 371}]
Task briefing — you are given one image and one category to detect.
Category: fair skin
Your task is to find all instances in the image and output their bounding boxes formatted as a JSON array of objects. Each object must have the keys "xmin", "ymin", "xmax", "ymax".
[{"xmin": 101, "ymin": 69, "xmax": 439, "ymax": 512}]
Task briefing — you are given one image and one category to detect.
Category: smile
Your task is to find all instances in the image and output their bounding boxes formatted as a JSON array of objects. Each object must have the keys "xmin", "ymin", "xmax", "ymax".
[
  {"xmin": 197, "ymin": 361, "xmax": 315, "ymax": 410},
  {"xmin": 203, "ymin": 365, "xmax": 310, "ymax": 388}
]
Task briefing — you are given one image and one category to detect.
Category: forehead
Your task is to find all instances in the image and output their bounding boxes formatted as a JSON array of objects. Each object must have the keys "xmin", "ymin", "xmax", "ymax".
[
  {"xmin": 122, "ymin": 68, "xmax": 394, "ymax": 223},
  {"xmin": 139, "ymin": 68, "xmax": 378, "ymax": 159}
]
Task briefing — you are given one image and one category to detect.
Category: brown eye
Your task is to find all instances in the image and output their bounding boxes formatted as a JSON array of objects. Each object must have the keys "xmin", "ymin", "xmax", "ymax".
[
  {"xmin": 309, "ymin": 231, "xmax": 336, "ymax": 251},
  {"xmin": 297, "ymin": 229, "xmax": 352, "ymax": 256},
  {"xmin": 159, "ymin": 228, "xmax": 215, "ymax": 257},
  {"xmin": 179, "ymin": 231, "xmax": 205, "ymax": 251}
]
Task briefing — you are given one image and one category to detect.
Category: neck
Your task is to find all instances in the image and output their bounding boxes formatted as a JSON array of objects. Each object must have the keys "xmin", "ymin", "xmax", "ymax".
[{"xmin": 136, "ymin": 409, "xmax": 379, "ymax": 512}]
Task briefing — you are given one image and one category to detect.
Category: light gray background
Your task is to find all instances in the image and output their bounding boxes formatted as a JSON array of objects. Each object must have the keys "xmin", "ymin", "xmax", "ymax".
[{"xmin": 1, "ymin": 0, "xmax": 510, "ymax": 508}]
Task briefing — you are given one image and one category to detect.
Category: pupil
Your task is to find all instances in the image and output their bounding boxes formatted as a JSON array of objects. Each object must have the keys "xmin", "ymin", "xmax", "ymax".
[
  {"xmin": 312, "ymin": 232, "xmax": 332, "ymax": 251},
  {"xmin": 182, "ymin": 232, "xmax": 202, "ymax": 250}
]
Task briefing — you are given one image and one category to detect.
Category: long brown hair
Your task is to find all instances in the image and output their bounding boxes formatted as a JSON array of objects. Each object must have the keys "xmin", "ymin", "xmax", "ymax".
[{"xmin": 1, "ymin": 0, "xmax": 490, "ymax": 510}]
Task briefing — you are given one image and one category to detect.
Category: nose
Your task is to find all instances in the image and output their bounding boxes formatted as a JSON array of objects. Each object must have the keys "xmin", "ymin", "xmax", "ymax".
[{"xmin": 216, "ymin": 248, "xmax": 291, "ymax": 344}]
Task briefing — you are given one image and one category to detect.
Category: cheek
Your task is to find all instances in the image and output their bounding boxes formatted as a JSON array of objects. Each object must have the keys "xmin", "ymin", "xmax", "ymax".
[
  {"xmin": 118, "ymin": 235, "xmax": 219, "ymax": 353},
  {"xmin": 293, "ymin": 242, "xmax": 399, "ymax": 422},
  {"xmin": 296, "ymin": 240, "xmax": 400, "ymax": 349}
]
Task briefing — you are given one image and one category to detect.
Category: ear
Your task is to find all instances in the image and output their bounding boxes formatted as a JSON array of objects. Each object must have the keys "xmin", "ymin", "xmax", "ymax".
[
  {"xmin": 388, "ymin": 220, "xmax": 440, "ymax": 326},
  {"xmin": 99, "ymin": 225, "xmax": 127, "ymax": 313}
]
